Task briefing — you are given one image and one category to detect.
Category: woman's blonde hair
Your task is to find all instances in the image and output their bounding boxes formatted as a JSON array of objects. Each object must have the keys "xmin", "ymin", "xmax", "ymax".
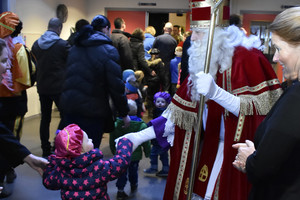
[
  {"xmin": 145, "ymin": 26, "xmax": 156, "ymax": 36},
  {"xmin": 269, "ymin": 7, "xmax": 300, "ymax": 45}
]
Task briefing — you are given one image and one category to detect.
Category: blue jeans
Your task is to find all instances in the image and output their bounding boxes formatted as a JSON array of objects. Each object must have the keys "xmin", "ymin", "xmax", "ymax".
[
  {"xmin": 150, "ymin": 139, "xmax": 169, "ymax": 170},
  {"xmin": 116, "ymin": 160, "xmax": 139, "ymax": 190}
]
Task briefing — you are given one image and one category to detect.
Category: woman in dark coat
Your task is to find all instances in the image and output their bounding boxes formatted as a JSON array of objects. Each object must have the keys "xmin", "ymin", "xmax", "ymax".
[
  {"xmin": 60, "ymin": 15, "xmax": 130, "ymax": 148},
  {"xmin": 233, "ymin": 7, "xmax": 300, "ymax": 200},
  {"xmin": 130, "ymin": 28, "xmax": 156, "ymax": 81}
]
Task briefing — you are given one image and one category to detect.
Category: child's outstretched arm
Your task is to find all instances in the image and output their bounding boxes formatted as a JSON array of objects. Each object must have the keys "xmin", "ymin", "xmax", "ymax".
[
  {"xmin": 115, "ymin": 126, "xmax": 156, "ymax": 151},
  {"xmin": 100, "ymin": 138, "xmax": 133, "ymax": 182}
]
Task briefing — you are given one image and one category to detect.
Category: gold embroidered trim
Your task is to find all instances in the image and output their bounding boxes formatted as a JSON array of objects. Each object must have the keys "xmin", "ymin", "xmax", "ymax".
[
  {"xmin": 239, "ymin": 88, "xmax": 282, "ymax": 115},
  {"xmin": 173, "ymin": 93, "xmax": 197, "ymax": 108},
  {"xmin": 232, "ymin": 79, "xmax": 280, "ymax": 95},
  {"xmin": 226, "ymin": 69, "xmax": 232, "ymax": 93},
  {"xmin": 165, "ymin": 103, "xmax": 198, "ymax": 133},
  {"xmin": 213, "ymin": 173, "xmax": 221, "ymax": 200},
  {"xmin": 234, "ymin": 114, "xmax": 245, "ymax": 142},
  {"xmin": 174, "ymin": 130, "xmax": 193, "ymax": 200}
]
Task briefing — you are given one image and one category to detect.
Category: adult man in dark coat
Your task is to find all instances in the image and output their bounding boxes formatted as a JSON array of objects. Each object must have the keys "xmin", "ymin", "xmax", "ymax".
[
  {"xmin": 110, "ymin": 17, "xmax": 133, "ymax": 71},
  {"xmin": 152, "ymin": 22, "xmax": 177, "ymax": 93},
  {"xmin": 60, "ymin": 15, "xmax": 130, "ymax": 149},
  {"xmin": 31, "ymin": 18, "xmax": 70, "ymax": 157}
]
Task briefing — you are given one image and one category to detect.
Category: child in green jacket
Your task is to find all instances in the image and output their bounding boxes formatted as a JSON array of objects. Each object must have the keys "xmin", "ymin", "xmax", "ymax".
[{"xmin": 109, "ymin": 99, "xmax": 151, "ymax": 200}]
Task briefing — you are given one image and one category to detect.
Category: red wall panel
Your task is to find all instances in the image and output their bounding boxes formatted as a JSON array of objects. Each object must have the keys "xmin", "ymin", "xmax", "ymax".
[{"xmin": 107, "ymin": 10, "xmax": 146, "ymax": 34}]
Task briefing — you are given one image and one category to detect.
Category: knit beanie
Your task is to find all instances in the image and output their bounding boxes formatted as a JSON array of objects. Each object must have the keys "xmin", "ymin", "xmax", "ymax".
[
  {"xmin": 0, "ymin": 11, "xmax": 19, "ymax": 38},
  {"xmin": 55, "ymin": 124, "xmax": 84, "ymax": 159},
  {"xmin": 122, "ymin": 69, "xmax": 135, "ymax": 82},
  {"xmin": 126, "ymin": 81, "xmax": 138, "ymax": 93},
  {"xmin": 153, "ymin": 92, "xmax": 172, "ymax": 104},
  {"xmin": 91, "ymin": 14, "xmax": 111, "ymax": 30}
]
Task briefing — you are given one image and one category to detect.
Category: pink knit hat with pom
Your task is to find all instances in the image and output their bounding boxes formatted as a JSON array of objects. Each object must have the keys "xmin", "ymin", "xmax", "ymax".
[{"xmin": 55, "ymin": 124, "xmax": 84, "ymax": 159}]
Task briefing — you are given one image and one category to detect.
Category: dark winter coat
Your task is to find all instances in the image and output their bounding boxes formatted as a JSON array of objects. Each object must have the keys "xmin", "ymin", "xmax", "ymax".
[
  {"xmin": 60, "ymin": 25, "xmax": 129, "ymax": 119},
  {"xmin": 31, "ymin": 30, "xmax": 70, "ymax": 95},
  {"xmin": 43, "ymin": 138, "xmax": 133, "ymax": 200},
  {"xmin": 247, "ymin": 81, "xmax": 300, "ymax": 200},
  {"xmin": 130, "ymin": 36, "xmax": 152, "ymax": 77},
  {"xmin": 0, "ymin": 122, "xmax": 30, "ymax": 168},
  {"xmin": 152, "ymin": 33, "xmax": 177, "ymax": 66},
  {"xmin": 110, "ymin": 29, "xmax": 133, "ymax": 71}
]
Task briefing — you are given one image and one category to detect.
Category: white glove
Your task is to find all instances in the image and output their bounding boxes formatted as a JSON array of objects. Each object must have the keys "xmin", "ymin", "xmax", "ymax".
[
  {"xmin": 196, "ymin": 71, "xmax": 240, "ymax": 116},
  {"xmin": 115, "ymin": 126, "xmax": 156, "ymax": 151}
]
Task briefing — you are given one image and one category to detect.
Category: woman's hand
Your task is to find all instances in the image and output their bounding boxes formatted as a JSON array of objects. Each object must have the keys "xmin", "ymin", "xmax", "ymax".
[
  {"xmin": 232, "ymin": 140, "xmax": 255, "ymax": 173},
  {"xmin": 23, "ymin": 154, "xmax": 49, "ymax": 176}
]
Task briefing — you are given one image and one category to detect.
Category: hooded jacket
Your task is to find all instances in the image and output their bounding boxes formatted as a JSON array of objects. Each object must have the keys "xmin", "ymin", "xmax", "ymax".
[
  {"xmin": 110, "ymin": 29, "xmax": 133, "ymax": 71},
  {"xmin": 143, "ymin": 33, "xmax": 155, "ymax": 60},
  {"xmin": 31, "ymin": 30, "xmax": 70, "ymax": 95},
  {"xmin": 60, "ymin": 25, "xmax": 129, "ymax": 118},
  {"xmin": 109, "ymin": 117, "xmax": 151, "ymax": 161},
  {"xmin": 43, "ymin": 138, "xmax": 133, "ymax": 200}
]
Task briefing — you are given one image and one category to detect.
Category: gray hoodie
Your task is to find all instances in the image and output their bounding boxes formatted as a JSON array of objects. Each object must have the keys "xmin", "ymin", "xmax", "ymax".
[{"xmin": 37, "ymin": 31, "xmax": 60, "ymax": 50}]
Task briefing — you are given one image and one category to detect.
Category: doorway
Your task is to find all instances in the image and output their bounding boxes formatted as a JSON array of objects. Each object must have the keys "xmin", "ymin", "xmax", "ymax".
[{"xmin": 148, "ymin": 13, "xmax": 169, "ymax": 36}]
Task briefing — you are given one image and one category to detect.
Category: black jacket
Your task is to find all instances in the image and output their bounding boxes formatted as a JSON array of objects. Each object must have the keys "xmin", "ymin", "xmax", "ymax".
[
  {"xmin": 152, "ymin": 33, "xmax": 177, "ymax": 66},
  {"xmin": 0, "ymin": 122, "xmax": 30, "ymax": 168},
  {"xmin": 110, "ymin": 29, "xmax": 133, "ymax": 71},
  {"xmin": 31, "ymin": 30, "xmax": 70, "ymax": 95},
  {"xmin": 247, "ymin": 81, "xmax": 300, "ymax": 200},
  {"xmin": 60, "ymin": 25, "xmax": 129, "ymax": 118},
  {"xmin": 130, "ymin": 36, "xmax": 152, "ymax": 77}
]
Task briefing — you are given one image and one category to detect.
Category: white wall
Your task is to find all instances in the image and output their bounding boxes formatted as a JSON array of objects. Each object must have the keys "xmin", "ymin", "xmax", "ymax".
[
  {"xmin": 14, "ymin": 0, "xmax": 87, "ymax": 45},
  {"xmin": 86, "ymin": 0, "xmax": 189, "ymax": 20}
]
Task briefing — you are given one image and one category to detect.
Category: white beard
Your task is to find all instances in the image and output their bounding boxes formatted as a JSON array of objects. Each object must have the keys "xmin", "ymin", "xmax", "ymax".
[{"xmin": 187, "ymin": 26, "xmax": 257, "ymax": 102}]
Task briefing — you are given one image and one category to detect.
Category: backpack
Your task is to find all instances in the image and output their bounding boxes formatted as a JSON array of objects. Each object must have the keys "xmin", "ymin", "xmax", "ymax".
[{"xmin": 24, "ymin": 45, "xmax": 37, "ymax": 86}]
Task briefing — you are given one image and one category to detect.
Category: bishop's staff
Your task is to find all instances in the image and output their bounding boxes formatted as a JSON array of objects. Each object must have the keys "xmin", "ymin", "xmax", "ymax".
[{"xmin": 187, "ymin": 0, "xmax": 225, "ymax": 199}]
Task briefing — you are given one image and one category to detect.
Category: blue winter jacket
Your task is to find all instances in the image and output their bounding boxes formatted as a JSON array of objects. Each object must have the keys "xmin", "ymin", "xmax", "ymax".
[
  {"xmin": 143, "ymin": 33, "xmax": 155, "ymax": 60},
  {"xmin": 60, "ymin": 25, "xmax": 129, "ymax": 118}
]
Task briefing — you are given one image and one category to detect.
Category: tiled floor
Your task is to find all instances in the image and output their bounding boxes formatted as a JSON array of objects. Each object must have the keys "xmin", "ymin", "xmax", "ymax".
[{"xmin": 2, "ymin": 111, "xmax": 167, "ymax": 200}]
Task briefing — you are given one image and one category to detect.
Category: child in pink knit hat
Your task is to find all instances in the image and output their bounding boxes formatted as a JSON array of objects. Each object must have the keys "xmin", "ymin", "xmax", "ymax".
[{"xmin": 43, "ymin": 124, "xmax": 133, "ymax": 200}]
